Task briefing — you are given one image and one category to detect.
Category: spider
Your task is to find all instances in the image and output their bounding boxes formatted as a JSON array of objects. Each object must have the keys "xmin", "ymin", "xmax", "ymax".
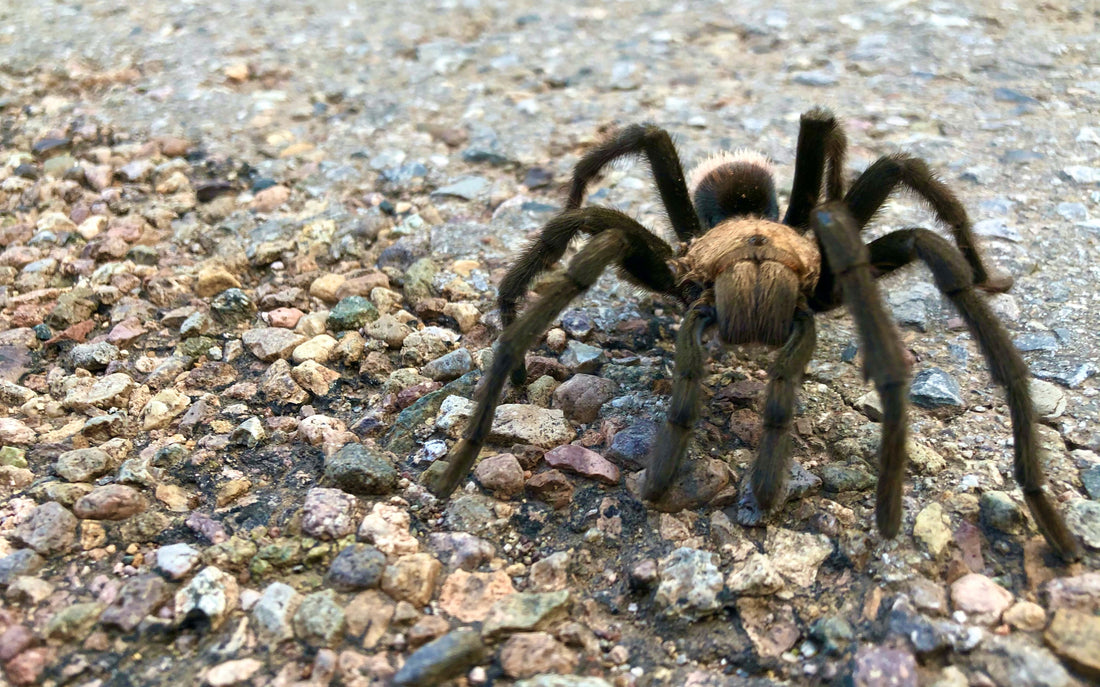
[{"xmin": 425, "ymin": 107, "xmax": 1080, "ymax": 562}]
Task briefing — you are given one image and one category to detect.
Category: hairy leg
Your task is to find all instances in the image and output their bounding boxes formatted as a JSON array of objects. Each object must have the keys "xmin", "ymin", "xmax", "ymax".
[
  {"xmin": 566, "ymin": 124, "xmax": 702, "ymax": 242},
  {"xmin": 784, "ymin": 108, "xmax": 848, "ymax": 230},
  {"xmin": 429, "ymin": 220, "xmax": 676, "ymax": 499},
  {"xmin": 498, "ymin": 207, "xmax": 678, "ymax": 327},
  {"xmin": 642, "ymin": 303, "xmax": 714, "ymax": 499},
  {"xmin": 869, "ymin": 228, "xmax": 1080, "ymax": 561},
  {"xmin": 497, "ymin": 207, "xmax": 680, "ymax": 384},
  {"xmin": 811, "ymin": 203, "xmax": 912, "ymax": 538},
  {"xmin": 844, "ymin": 154, "xmax": 1012, "ymax": 292},
  {"xmin": 749, "ymin": 307, "xmax": 818, "ymax": 512}
]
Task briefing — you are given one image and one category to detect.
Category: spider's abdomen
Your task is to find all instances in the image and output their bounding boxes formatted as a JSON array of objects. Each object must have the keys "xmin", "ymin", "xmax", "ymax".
[
  {"xmin": 688, "ymin": 150, "xmax": 779, "ymax": 227},
  {"xmin": 681, "ymin": 219, "xmax": 821, "ymax": 345}
]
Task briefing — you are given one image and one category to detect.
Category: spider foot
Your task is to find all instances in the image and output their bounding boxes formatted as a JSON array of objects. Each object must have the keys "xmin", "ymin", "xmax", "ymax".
[
  {"xmin": 734, "ymin": 460, "xmax": 819, "ymax": 527},
  {"xmin": 734, "ymin": 486, "xmax": 768, "ymax": 527},
  {"xmin": 638, "ymin": 457, "xmax": 732, "ymax": 513},
  {"xmin": 510, "ymin": 365, "xmax": 527, "ymax": 387}
]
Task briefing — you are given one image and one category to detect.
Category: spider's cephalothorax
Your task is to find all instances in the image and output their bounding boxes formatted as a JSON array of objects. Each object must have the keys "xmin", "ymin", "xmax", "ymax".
[
  {"xmin": 679, "ymin": 152, "xmax": 821, "ymax": 347},
  {"xmin": 426, "ymin": 108, "xmax": 1081, "ymax": 563}
]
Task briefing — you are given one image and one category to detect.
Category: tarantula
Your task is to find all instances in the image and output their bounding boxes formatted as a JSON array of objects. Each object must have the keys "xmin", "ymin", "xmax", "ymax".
[{"xmin": 426, "ymin": 108, "xmax": 1080, "ymax": 562}]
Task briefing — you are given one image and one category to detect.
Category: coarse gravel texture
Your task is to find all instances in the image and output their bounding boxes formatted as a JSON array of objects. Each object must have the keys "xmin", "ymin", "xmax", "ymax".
[{"xmin": 1, "ymin": 0, "xmax": 1099, "ymax": 686}]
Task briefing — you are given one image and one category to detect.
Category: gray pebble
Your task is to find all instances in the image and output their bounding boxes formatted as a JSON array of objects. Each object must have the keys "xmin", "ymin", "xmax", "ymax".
[
  {"xmin": 810, "ymin": 615, "xmax": 854, "ymax": 656},
  {"xmin": 252, "ymin": 582, "xmax": 302, "ymax": 642},
  {"xmin": 462, "ymin": 126, "xmax": 511, "ymax": 166},
  {"xmin": 427, "ymin": 532, "xmax": 495, "ymax": 571},
  {"xmin": 292, "ymin": 589, "xmax": 346, "ymax": 646},
  {"xmin": 560, "ymin": 340, "xmax": 606, "ymax": 373},
  {"xmin": 820, "ymin": 464, "xmax": 875, "ymax": 493},
  {"xmin": 969, "ymin": 635, "xmax": 1071, "ymax": 687},
  {"xmin": 791, "ymin": 70, "xmax": 838, "ymax": 87},
  {"xmin": 1082, "ymin": 465, "xmax": 1100, "ymax": 500},
  {"xmin": 324, "ymin": 442, "xmax": 398, "ymax": 496},
  {"xmin": 654, "ymin": 547, "xmax": 722, "ymax": 619},
  {"xmin": 909, "ymin": 368, "xmax": 964, "ymax": 408},
  {"xmin": 1014, "ymin": 332, "xmax": 1060, "ymax": 352},
  {"xmin": 326, "ymin": 544, "xmax": 386, "ymax": 591},
  {"xmin": 229, "ymin": 417, "xmax": 266, "ymax": 447},
  {"xmin": 443, "ymin": 494, "xmax": 500, "ymax": 537},
  {"xmin": 606, "ymin": 419, "xmax": 657, "ymax": 471},
  {"xmin": 993, "ymin": 87, "xmax": 1038, "ymax": 104},
  {"xmin": 980, "ymin": 491, "xmax": 1025, "ymax": 534},
  {"xmin": 382, "ymin": 161, "xmax": 428, "ymax": 184},
  {"xmin": 1029, "ymin": 378, "xmax": 1065, "ymax": 419},
  {"xmin": 173, "ymin": 566, "xmax": 238, "ymax": 629},
  {"xmin": 560, "ymin": 310, "xmax": 593, "ymax": 339},
  {"xmin": 1061, "ymin": 166, "xmax": 1100, "ymax": 184},
  {"xmin": 393, "ymin": 628, "xmax": 486, "ymax": 687},
  {"xmin": 55, "ymin": 447, "xmax": 111, "ymax": 482},
  {"xmin": 422, "ymin": 348, "xmax": 474, "ymax": 382},
  {"xmin": 609, "ymin": 61, "xmax": 639, "ymax": 90},
  {"xmin": 1066, "ymin": 500, "xmax": 1100, "ymax": 550},
  {"xmin": 179, "ymin": 311, "xmax": 212, "ymax": 338},
  {"xmin": 69, "ymin": 342, "xmax": 120, "ymax": 371},
  {"xmin": 1056, "ymin": 202, "xmax": 1088, "ymax": 222},
  {"xmin": 432, "ymin": 176, "xmax": 488, "ymax": 200},
  {"xmin": 210, "ymin": 288, "xmax": 256, "ymax": 326},
  {"xmin": 1032, "ymin": 359, "xmax": 1098, "ymax": 388},
  {"xmin": 0, "ymin": 548, "xmax": 45, "ymax": 586},
  {"xmin": 155, "ymin": 543, "xmax": 202, "ymax": 580},
  {"xmin": 973, "ymin": 218, "xmax": 1022, "ymax": 242},
  {"xmin": 327, "ymin": 296, "xmax": 379, "ymax": 331}
]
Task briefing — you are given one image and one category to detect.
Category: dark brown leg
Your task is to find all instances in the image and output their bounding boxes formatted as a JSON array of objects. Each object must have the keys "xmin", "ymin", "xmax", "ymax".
[
  {"xmin": 429, "ymin": 216, "xmax": 677, "ymax": 499},
  {"xmin": 749, "ymin": 306, "xmax": 818, "ymax": 512},
  {"xmin": 811, "ymin": 203, "xmax": 912, "ymax": 538},
  {"xmin": 642, "ymin": 304, "xmax": 713, "ymax": 499},
  {"xmin": 844, "ymin": 154, "xmax": 1011, "ymax": 292},
  {"xmin": 497, "ymin": 207, "xmax": 680, "ymax": 384},
  {"xmin": 868, "ymin": 228, "xmax": 1080, "ymax": 561},
  {"xmin": 566, "ymin": 124, "xmax": 702, "ymax": 242},
  {"xmin": 783, "ymin": 108, "xmax": 848, "ymax": 230}
]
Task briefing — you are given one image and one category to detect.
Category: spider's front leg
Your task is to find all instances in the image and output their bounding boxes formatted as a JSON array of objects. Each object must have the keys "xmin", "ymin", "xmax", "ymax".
[
  {"xmin": 427, "ymin": 211, "xmax": 679, "ymax": 499},
  {"xmin": 844, "ymin": 154, "xmax": 1013, "ymax": 292},
  {"xmin": 498, "ymin": 206, "xmax": 682, "ymax": 386},
  {"xmin": 743, "ymin": 306, "xmax": 817, "ymax": 519},
  {"xmin": 784, "ymin": 108, "xmax": 848, "ymax": 230},
  {"xmin": 642, "ymin": 303, "xmax": 713, "ymax": 499},
  {"xmin": 810, "ymin": 203, "xmax": 912, "ymax": 538}
]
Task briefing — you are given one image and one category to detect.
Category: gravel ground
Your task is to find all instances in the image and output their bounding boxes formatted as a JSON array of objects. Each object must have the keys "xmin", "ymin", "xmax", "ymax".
[{"xmin": 1, "ymin": 0, "xmax": 1099, "ymax": 685}]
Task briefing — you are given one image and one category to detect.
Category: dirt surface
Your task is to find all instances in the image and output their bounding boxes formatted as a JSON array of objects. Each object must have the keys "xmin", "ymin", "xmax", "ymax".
[{"xmin": 1, "ymin": 1, "xmax": 1099, "ymax": 686}]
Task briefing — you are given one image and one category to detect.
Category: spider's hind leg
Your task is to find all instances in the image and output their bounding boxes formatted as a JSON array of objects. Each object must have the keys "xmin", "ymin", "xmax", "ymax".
[
  {"xmin": 844, "ymin": 154, "xmax": 1013, "ymax": 292},
  {"xmin": 784, "ymin": 108, "xmax": 848, "ymax": 230},
  {"xmin": 868, "ymin": 228, "xmax": 1080, "ymax": 562}
]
